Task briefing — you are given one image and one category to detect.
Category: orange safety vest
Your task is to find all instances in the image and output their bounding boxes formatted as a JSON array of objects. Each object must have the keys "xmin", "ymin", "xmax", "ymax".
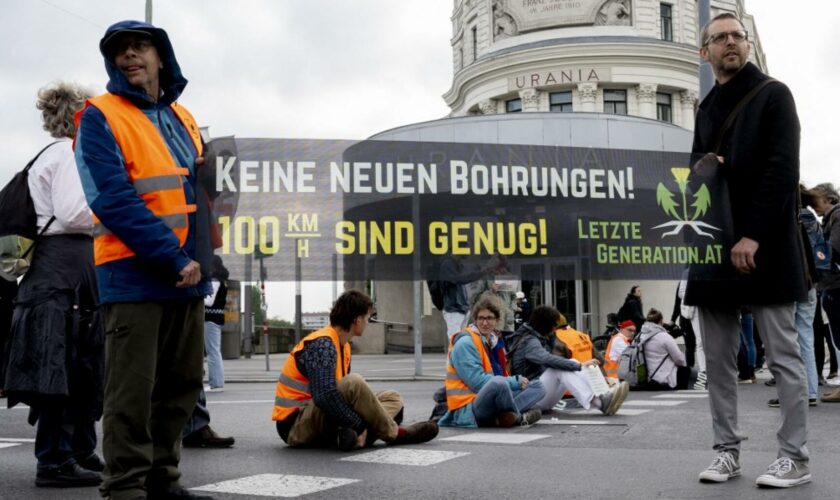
[
  {"xmin": 445, "ymin": 327, "xmax": 493, "ymax": 411},
  {"xmin": 272, "ymin": 326, "xmax": 352, "ymax": 422},
  {"xmin": 76, "ymin": 93, "xmax": 203, "ymax": 266},
  {"xmin": 603, "ymin": 334, "xmax": 624, "ymax": 379},
  {"xmin": 554, "ymin": 327, "xmax": 594, "ymax": 362}
]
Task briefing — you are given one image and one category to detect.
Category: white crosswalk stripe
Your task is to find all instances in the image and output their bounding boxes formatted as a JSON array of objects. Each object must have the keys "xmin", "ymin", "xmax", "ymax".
[
  {"xmin": 440, "ymin": 432, "xmax": 550, "ymax": 444},
  {"xmin": 192, "ymin": 474, "xmax": 359, "ymax": 498},
  {"xmin": 653, "ymin": 393, "xmax": 708, "ymax": 399},
  {"xmin": 340, "ymin": 448, "xmax": 469, "ymax": 466},
  {"xmin": 622, "ymin": 399, "xmax": 687, "ymax": 406},
  {"xmin": 0, "ymin": 443, "xmax": 22, "ymax": 449}
]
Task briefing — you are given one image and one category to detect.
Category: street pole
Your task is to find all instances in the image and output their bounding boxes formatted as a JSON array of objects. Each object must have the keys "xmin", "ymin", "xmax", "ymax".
[
  {"xmin": 412, "ymin": 193, "xmax": 422, "ymax": 376},
  {"xmin": 698, "ymin": 0, "xmax": 714, "ymax": 100},
  {"xmin": 295, "ymin": 249, "xmax": 302, "ymax": 344},
  {"xmin": 145, "ymin": 0, "xmax": 153, "ymax": 23},
  {"xmin": 260, "ymin": 258, "xmax": 269, "ymax": 371},
  {"xmin": 242, "ymin": 255, "xmax": 253, "ymax": 359}
]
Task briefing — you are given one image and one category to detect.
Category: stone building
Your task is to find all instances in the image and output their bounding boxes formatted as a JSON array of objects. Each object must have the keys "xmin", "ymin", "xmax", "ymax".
[{"xmin": 365, "ymin": 0, "xmax": 767, "ymax": 352}]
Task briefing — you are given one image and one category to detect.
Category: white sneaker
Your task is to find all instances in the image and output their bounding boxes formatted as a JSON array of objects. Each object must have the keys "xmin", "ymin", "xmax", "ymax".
[
  {"xmin": 698, "ymin": 451, "xmax": 741, "ymax": 483},
  {"xmin": 755, "ymin": 457, "xmax": 811, "ymax": 488}
]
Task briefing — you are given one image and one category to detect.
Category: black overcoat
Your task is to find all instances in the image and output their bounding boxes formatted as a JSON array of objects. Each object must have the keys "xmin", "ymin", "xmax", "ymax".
[{"xmin": 685, "ymin": 63, "xmax": 809, "ymax": 308}]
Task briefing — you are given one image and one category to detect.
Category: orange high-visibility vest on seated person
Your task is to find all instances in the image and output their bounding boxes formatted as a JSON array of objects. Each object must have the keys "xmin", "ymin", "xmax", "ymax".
[
  {"xmin": 554, "ymin": 327, "xmax": 594, "ymax": 362},
  {"xmin": 603, "ymin": 334, "xmax": 624, "ymax": 379},
  {"xmin": 75, "ymin": 93, "xmax": 203, "ymax": 266},
  {"xmin": 445, "ymin": 327, "xmax": 493, "ymax": 411},
  {"xmin": 272, "ymin": 326, "xmax": 352, "ymax": 422}
]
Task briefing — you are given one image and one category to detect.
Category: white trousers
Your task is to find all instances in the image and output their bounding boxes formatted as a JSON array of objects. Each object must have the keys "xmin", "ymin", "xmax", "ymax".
[{"xmin": 536, "ymin": 368, "xmax": 595, "ymax": 410}]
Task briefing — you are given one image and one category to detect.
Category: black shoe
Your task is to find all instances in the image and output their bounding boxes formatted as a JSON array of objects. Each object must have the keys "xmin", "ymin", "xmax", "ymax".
[
  {"xmin": 182, "ymin": 426, "xmax": 235, "ymax": 449},
  {"xmin": 148, "ymin": 487, "xmax": 214, "ymax": 500},
  {"xmin": 76, "ymin": 453, "xmax": 105, "ymax": 472},
  {"xmin": 767, "ymin": 398, "xmax": 780, "ymax": 408},
  {"xmin": 818, "ymin": 377, "xmax": 827, "ymax": 386},
  {"xmin": 809, "ymin": 398, "xmax": 818, "ymax": 407},
  {"xmin": 35, "ymin": 462, "xmax": 102, "ymax": 488},
  {"xmin": 765, "ymin": 378, "xmax": 776, "ymax": 387},
  {"xmin": 336, "ymin": 427, "xmax": 359, "ymax": 451}
]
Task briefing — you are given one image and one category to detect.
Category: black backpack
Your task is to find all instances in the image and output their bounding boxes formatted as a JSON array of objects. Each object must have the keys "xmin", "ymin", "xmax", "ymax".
[
  {"xmin": 0, "ymin": 142, "xmax": 59, "ymax": 239},
  {"xmin": 426, "ymin": 279, "xmax": 445, "ymax": 311}
]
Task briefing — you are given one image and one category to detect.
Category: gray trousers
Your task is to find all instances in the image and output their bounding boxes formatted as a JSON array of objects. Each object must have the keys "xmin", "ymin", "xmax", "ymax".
[{"xmin": 699, "ymin": 304, "xmax": 808, "ymax": 462}]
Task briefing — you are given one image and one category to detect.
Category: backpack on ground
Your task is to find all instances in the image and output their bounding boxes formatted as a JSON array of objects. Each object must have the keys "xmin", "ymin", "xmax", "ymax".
[{"xmin": 617, "ymin": 330, "xmax": 668, "ymax": 389}]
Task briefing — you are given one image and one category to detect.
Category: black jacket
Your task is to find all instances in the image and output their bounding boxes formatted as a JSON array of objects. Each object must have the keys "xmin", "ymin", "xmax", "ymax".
[
  {"xmin": 685, "ymin": 62, "xmax": 808, "ymax": 307},
  {"xmin": 618, "ymin": 295, "xmax": 644, "ymax": 331},
  {"xmin": 508, "ymin": 324, "xmax": 580, "ymax": 381}
]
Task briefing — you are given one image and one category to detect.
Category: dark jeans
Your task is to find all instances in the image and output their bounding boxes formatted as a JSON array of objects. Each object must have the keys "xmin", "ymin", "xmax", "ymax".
[
  {"xmin": 100, "ymin": 299, "xmax": 204, "ymax": 500},
  {"xmin": 182, "ymin": 387, "xmax": 210, "ymax": 438},
  {"xmin": 817, "ymin": 291, "xmax": 839, "ymax": 375},
  {"xmin": 33, "ymin": 402, "xmax": 96, "ymax": 471},
  {"xmin": 822, "ymin": 289, "xmax": 840, "ymax": 349}
]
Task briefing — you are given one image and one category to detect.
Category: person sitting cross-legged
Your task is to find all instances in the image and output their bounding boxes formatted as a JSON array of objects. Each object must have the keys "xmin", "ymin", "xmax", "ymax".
[
  {"xmin": 439, "ymin": 297, "xmax": 545, "ymax": 428},
  {"xmin": 509, "ymin": 306, "xmax": 629, "ymax": 416},
  {"xmin": 273, "ymin": 290, "xmax": 438, "ymax": 450}
]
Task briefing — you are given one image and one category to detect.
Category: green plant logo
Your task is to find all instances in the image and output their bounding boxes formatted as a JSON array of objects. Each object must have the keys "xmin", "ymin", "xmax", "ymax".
[{"xmin": 652, "ymin": 167, "xmax": 721, "ymax": 238}]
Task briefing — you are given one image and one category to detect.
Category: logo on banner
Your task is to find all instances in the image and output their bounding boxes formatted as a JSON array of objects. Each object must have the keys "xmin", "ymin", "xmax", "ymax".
[{"xmin": 653, "ymin": 167, "xmax": 721, "ymax": 238}]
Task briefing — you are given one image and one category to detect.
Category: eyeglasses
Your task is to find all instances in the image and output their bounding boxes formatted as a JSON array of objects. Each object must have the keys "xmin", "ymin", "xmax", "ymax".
[
  {"xmin": 476, "ymin": 316, "xmax": 498, "ymax": 322},
  {"xmin": 115, "ymin": 39, "xmax": 154, "ymax": 55},
  {"xmin": 705, "ymin": 30, "xmax": 748, "ymax": 46}
]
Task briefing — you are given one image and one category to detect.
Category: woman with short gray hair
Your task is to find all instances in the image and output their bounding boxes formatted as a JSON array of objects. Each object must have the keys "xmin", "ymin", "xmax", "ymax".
[{"xmin": 2, "ymin": 81, "xmax": 105, "ymax": 487}]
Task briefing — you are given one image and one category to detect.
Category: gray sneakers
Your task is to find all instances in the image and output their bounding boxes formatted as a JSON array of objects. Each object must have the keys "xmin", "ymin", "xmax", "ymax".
[
  {"xmin": 519, "ymin": 408, "xmax": 542, "ymax": 426},
  {"xmin": 698, "ymin": 451, "xmax": 741, "ymax": 483},
  {"xmin": 599, "ymin": 381, "xmax": 629, "ymax": 416},
  {"xmin": 755, "ymin": 457, "xmax": 811, "ymax": 488}
]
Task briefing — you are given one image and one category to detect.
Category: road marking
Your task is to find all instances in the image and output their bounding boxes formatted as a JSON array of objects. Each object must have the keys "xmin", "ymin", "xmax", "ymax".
[
  {"xmin": 340, "ymin": 448, "xmax": 468, "ymax": 466},
  {"xmin": 653, "ymin": 394, "xmax": 708, "ymax": 399},
  {"xmin": 677, "ymin": 389, "xmax": 708, "ymax": 394},
  {"xmin": 615, "ymin": 408, "xmax": 652, "ymax": 416},
  {"xmin": 536, "ymin": 419, "xmax": 608, "ymax": 425},
  {"xmin": 0, "ymin": 438, "xmax": 35, "ymax": 443},
  {"xmin": 0, "ymin": 443, "xmax": 22, "ymax": 449},
  {"xmin": 192, "ymin": 474, "xmax": 359, "ymax": 498},
  {"xmin": 622, "ymin": 400, "xmax": 686, "ymax": 407},
  {"xmin": 440, "ymin": 433, "xmax": 550, "ymax": 444}
]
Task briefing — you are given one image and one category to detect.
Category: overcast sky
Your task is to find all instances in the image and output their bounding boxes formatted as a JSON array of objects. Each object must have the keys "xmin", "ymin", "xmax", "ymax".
[{"xmin": 1, "ymin": 0, "xmax": 836, "ymax": 320}]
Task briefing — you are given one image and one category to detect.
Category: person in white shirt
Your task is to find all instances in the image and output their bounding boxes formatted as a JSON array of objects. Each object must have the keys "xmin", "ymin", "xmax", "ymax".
[{"xmin": 2, "ymin": 81, "xmax": 105, "ymax": 487}]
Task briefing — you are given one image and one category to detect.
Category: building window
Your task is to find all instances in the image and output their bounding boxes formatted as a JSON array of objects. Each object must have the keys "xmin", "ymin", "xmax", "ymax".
[
  {"xmin": 549, "ymin": 91, "xmax": 573, "ymax": 112},
  {"xmin": 506, "ymin": 98, "xmax": 522, "ymax": 113},
  {"xmin": 471, "ymin": 26, "xmax": 477, "ymax": 62},
  {"xmin": 603, "ymin": 89, "xmax": 627, "ymax": 115},
  {"xmin": 660, "ymin": 3, "xmax": 673, "ymax": 41},
  {"xmin": 657, "ymin": 92, "xmax": 672, "ymax": 122}
]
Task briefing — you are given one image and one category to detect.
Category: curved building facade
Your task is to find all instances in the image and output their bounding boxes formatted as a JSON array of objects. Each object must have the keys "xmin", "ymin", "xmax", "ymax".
[{"xmin": 444, "ymin": 0, "xmax": 765, "ymax": 129}]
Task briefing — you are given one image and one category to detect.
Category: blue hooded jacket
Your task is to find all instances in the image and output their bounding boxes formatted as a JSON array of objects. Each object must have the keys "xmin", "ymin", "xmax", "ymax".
[{"xmin": 75, "ymin": 20, "xmax": 209, "ymax": 303}]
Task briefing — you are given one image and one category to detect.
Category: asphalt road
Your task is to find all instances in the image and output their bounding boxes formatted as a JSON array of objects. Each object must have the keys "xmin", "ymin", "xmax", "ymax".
[{"xmin": 2, "ymin": 379, "xmax": 839, "ymax": 499}]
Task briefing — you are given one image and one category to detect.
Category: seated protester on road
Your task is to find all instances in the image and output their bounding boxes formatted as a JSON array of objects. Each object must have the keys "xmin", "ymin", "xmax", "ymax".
[
  {"xmin": 509, "ymin": 306, "xmax": 628, "ymax": 416},
  {"xmin": 638, "ymin": 309, "xmax": 695, "ymax": 390},
  {"xmin": 273, "ymin": 290, "xmax": 438, "ymax": 451},
  {"xmin": 553, "ymin": 314, "xmax": 606, "ymax": 371},
  {"xmin": 603, "ymin": 320, "xmax": 636, "ymax": 381},
  {"xmin": 439, "ymin": 297, "xmax": 545, "ymax": 428}
]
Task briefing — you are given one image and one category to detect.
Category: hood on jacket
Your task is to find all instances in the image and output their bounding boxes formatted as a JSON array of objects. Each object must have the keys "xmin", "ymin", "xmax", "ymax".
[
  {"xmin": 639, "ymin": 321, "xmax": 666, "ymax": 339},
  {"xmin": 99, "ymin": 20, "xmax": 187, "ymax": 106}
]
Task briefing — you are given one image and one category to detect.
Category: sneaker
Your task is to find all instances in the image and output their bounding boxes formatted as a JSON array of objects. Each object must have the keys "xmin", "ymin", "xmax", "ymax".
[
  {"xmin": 820, "ymin": 386, "xmax": 840, "ymax": 402},
  {"xmin": 755, "ymin": 457, "xmax": 811, "ymax": 488},
  {"xmin": 765, "ymin": 377, "xmax": 776, "ymax": 387},
  {"xmin": 599, "ymin": 382, "xmax": 629, "ymax": 416},
  {"xmin": 828, "ymin": 372, "xmax": 838, "ymax": 380},
  {"xmin": 818, "ymin": 377, "xmax": 827, "ymax": 386},
  {"xmin": 698, "ymin": 451, "xmax": 741, "ymax": 483},
  {"xmin": 76, "ymin": 453, "xmax": 105, "ymax": 472},
  {"xmin": 494, "ymin": 411, "xmax": 519, "ymax": 428},
  {"xmin": 519, "ymin": 408, "xmax": 542, "ymax": 426},
  {"xmin": 738, "ymin": 376, "xmax": 756, "ymax": 384},
  {"xmin": 390, "ymin": 421, "xmax": 439, "ymax": 445},
  {"xmin": 767, "ymin": 398, "xmax": 780, "ymax": 408},
  {"xmin": 148, "ymin": 487, "xmax": 215, "ymax": 499},
  {"xmin": 182, "ymin": 425, "xmax": 235, "ymax": 448},
  {"xmin": 35, "ymin": 462, "xmax": 102, "ymax": 488},
  {"xmin": 810, "ymin": 398, "xmax": 818, "ymax": 407},
  {"xmin": 693, "ymin": 371, "xmax": 708, "ymax": 390}
]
